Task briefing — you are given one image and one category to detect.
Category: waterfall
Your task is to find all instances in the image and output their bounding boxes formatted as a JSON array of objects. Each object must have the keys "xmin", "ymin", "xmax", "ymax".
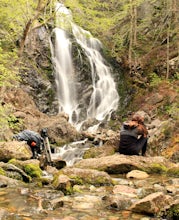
[{"xmin": 50, "ymin": 3, "xmax": 119, "ymax": 127}]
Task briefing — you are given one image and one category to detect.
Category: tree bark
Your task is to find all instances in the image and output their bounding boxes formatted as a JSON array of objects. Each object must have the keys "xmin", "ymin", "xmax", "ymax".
[
  {"xmin": 166, "ymin": 23, "xmax": 170, "ymax": 79},
  {"xmin": 128, "ymin": 0, "xmax": 133, "ymax": 74},
  {"xmin": 128, "ymin": 1, "xmax": 138, "ymax": 74},
  {"xmin": 18, "ymin": 0, "xmax": 50, "ymax": 57}
]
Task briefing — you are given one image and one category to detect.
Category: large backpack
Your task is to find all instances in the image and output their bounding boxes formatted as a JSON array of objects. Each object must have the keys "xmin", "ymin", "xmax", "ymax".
[{"xmin": 14, "ymin": 130, "xmax": 43, "ymax": 146}]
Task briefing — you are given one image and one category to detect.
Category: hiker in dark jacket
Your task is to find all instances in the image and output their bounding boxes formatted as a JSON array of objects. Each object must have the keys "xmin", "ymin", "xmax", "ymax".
[
  {"xmin": 13, "ymin": 130, "xmax": 44, "ymax": 159},
  {"xmin": 119, "ymin": 114, "xmax": 148, "ymax": 156}
]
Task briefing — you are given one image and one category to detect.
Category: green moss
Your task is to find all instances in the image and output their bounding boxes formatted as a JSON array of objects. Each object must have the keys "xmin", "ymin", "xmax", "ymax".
[
  {"xmin": 165, "ymin": 204, "xmax": 179, "ymax": 219},
  {"xmin": 8, "ymin": 158, "xmax": 21, "ymax": 168},
  {"xmin": 52, "ymin": 173, "xmax": 74, "ymax": 195},
  {"xmin": 69, "ymin": 175, "xmax": 84, "ymax": 185},
  {"xmin": 7, "ymin": 114, "xmax": 24, "ymax": 132},
  {"xmin": 8, "ymin": 158, "xmax": 17, "ymax": 164},
  {"xmin": 149, "ymin": 163, "xmax": 168, "ymax": 174},
  {"xmin": 83, "ymin": 148, "xmax": 97, "ymax": 159},
  {"xmin": 65, "ymin": 184, "xmax": 74, "ymax": 195},
  {"xmin": 73, "ymin": 185, "xmax": 83, "ymax": 193},
  {"xmin": 95, "ymin": 176, "xmax": 110, "ymax": 185},
  {"xmin": 167, "ymin": 167, "xmax": 179, "ymax": 178},
  {"xmin": 24, "ymin": 164, "xmax": 42, "ymax": 178},
  {"xmin": 0, "ymin": 167, "xmax": 5, "ymax": 175}
]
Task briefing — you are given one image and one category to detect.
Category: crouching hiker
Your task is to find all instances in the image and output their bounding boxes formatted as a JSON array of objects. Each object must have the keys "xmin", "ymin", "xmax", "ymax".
[
  {"xmin": 13, "ymin": 130, "xmax": 44, "ymax": 159},
  {"xmin": 119, "ymin": 114, "xmax": 148, "ymax": 156}
]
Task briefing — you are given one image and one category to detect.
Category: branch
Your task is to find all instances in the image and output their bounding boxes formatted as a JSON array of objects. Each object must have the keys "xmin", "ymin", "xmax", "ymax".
[{"xmin": 18, "ymin": 0, "xmax": 50, "ymax": 58}]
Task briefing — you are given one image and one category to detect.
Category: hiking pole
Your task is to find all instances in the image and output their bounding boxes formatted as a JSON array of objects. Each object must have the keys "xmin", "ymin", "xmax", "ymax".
[{"xmin": 41, "ymin": 128, "xmax": 52, "ymax": 164}]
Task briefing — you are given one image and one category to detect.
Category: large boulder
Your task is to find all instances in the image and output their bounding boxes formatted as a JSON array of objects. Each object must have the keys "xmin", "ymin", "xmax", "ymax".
[
  {"xmin": 0, "ymin": 141, "xmax": 32, "ymax": 162},
  {"xmin": 0, "ymin": 175, "xmax": 24, "ymax": 187},
  {"xmin": 83, "ymin": 140, "xmax": 118, "ymax": 159},
  {"xmin": 39, "ymin": 113, "xmax": 81, "ymax": 146},
  {"xmin": 130, "ymin": 192, "xmax": 173, "ymax": 215},
  {"xmin": 0, "ymin": 162, "xmax": 31, "ymax": 182},
  {"xmin": 74, "ymin": 154, "xmax": 177, "ymax": 175},
  {"xmin": 57, "ymin": 167, "xmax": 113, "ymax": 186}
]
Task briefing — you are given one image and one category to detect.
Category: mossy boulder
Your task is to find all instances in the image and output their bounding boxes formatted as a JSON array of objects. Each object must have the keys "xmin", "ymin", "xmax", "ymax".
[
  {"xmin": 148, "ymin": 163, "xmax": 168, "ymax": 174},
  {"xmin": 52, "ymin": 174, "xmax": 73, "ymax": 195},
  {"xmin": 59, "ymin": 167, "xmax": 113, "ymax": 186},
  {"xmin": 24, "ymin": 164, "xmax": 42, "ymax": 178},
  {"xmin": 167, "ymin": 166, "xmax": 179, "ymax": 178},
  {"xmin": 83, "ymin": 143, "xmax": 116, "ymax": 159},
  {"xmin": 75, "ymin": 154, "xmax": 177, "ymax": 175}
]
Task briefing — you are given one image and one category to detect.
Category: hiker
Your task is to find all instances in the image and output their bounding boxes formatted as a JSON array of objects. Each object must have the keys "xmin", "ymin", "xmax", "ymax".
[
  {"xmin": 13, "ymin": 130, "xmax": 44, "ymax": 159},
  {"xmin": 119, "ymin": 114, "xmax": 148, "ymax": 156}
]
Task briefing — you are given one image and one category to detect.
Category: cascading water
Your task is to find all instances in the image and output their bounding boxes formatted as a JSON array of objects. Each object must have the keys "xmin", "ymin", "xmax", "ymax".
[
  {"xmin": 50, "ymin": 3, "xmax": 119, "ymax": 165},
  {"xmin": 72, "ymin": 25, "xmax": 119, "ymax": 122},
  {"xmin": 50, "ymin": 4, "xmax": 79, "ymax": 124},
  {"xmin": 50, "ymin": 3, "xmax": 119, "ymax": 126}
]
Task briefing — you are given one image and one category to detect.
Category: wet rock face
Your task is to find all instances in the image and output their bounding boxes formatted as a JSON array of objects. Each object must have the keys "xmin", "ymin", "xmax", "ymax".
[
  {"xmin": 130, "ymin": 192, "xmax": 173, "ymax": 215},
  {"xmin": 22, "ymin": 26, "xmax": 58, "ymax": 115},
  {"xmin": 21, "ymin": 26, "xmax": 99, "ymax": 119}
]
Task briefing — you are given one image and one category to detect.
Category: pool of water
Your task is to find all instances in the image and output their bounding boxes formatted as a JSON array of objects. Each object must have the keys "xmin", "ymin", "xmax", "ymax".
[{"xmin": 0, "ymin": 181, "xmax": 164, "ymax": 220}]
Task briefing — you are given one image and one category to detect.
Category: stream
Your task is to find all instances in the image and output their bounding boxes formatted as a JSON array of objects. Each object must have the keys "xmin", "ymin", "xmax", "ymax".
[{"xmin": 0, "ymin": 174, "xmax": 175, "ymax": 220}]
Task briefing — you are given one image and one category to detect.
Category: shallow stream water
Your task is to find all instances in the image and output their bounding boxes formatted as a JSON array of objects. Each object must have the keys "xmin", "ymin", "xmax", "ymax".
[{"xmin": 0, "ymin": 174, "xmax": 174, "ymax": 220}]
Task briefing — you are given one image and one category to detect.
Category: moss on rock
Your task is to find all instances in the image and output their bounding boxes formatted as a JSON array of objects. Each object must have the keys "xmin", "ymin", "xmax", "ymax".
[
  {"xmin": 24, "ymin": 164, "xmax": 42, "ymax": 178},
  {"xmin": 165, "ymin": 203, "xmax": 179, "ymax": 219},
  {"xmin": 0, "ymin": 167, "xmax": 5, "ymax": 175},
  {"xmin": 167, "ymin": 167, "xmax": 179, "ymax": 178},
  {"xmin": 149, "ymin": 163, "xmax": 168, "ymax": 174}
]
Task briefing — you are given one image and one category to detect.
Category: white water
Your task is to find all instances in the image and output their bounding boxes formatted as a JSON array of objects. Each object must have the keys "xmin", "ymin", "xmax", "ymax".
[
  {"xmin": 50, "ymin": 3, "xmax": 119, "ymax": 127},
  {"xmin": 52, "ymin": 139, "xmax": 89, "ymax": 166},
  {"xmin": 72, "ymin": 24, "xmax": 119, "ymax": 121}
]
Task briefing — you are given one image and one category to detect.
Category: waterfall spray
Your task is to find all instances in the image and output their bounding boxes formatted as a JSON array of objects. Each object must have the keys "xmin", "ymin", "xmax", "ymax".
[{"xmin": 50, "ymin": 3, "xmax": 119, "ymax": 127}]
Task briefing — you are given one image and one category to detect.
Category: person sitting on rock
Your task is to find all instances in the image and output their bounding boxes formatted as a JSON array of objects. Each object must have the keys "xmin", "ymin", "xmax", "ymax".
[{"xmin": 119, "ymin": 114, "xmax": 148, "ymax": 156}]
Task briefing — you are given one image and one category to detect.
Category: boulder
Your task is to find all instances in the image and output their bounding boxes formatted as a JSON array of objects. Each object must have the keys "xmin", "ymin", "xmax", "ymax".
[
  {"xmin": 0, "ymin": 141, "xmax": 32, "ymax": 162},
  {"xmin": 0, "ymin": 162, "xmax": 31, "ymax": 182},
  {"xmin": 39, "ymin": 114, "xmax": 81, "ymax": 145},
  {"xmin": 52, "ymin": 174, "xmax": 72, "ymax": 195},
  {"xmin": 74, "ymin": 154, "xmax": 177, "ymax": 175},
  {"xmin": 0, "ymin": 174, "xmax": 25, "ymax": 187},
  {"xmin": 59, "ymin": 167, "xmax": 113, "ymax": 186},
  {"xmin": 126, "ymin": 170, "xmax": 149, "ymax": 179},
  {"xmin": 103, "ymin": 194, "xmax": 132, "ymax": 210},
  {"xmin": 130, "ymin": 192, "xmax": 173, "ymax": 215},
  {"xmin": 112, "ymin": 185, "xmax": 137, "ymax": 198}
]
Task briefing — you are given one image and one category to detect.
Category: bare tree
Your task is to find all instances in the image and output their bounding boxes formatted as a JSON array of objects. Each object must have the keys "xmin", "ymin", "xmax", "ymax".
[
  {"xmin": 128, "ymin": 1, "xmax": 138, "ymax": 74},
  {"xmin": 128, "ymin": 0, "xmax": 133, "ymax": 74},
  {"xmin": 18, "ymin": 0, "xmax": 51, "ymax": 57}
]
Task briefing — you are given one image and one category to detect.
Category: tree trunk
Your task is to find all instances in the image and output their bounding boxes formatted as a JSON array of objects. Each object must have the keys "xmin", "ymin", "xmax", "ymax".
[
  {"xmin": 128, "ymin": 1, "xmax": 138, "ymax": 74},
  {"xmin": 128, "ymin": 0, "xmax": 134, "ymax": 74},
  {"xmin": 133, "ymin": 5, "xmax": 137, "ymax": 68},
  {"xmin": 166, "ymin": 23, "xmax": 170, "ymax": 79},
  {"xmin": 166, "ymin": 0, "xmax": 171, "ymax": 79},
  {"xmin": 18, "ymin": 0, "xmax": 50, "ymax": 57}
]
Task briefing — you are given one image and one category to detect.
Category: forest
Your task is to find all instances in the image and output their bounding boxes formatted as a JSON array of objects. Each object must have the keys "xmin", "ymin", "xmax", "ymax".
[{"xmin": 0, "ymin": 0, "xmax": 178, "ymax": 138}]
